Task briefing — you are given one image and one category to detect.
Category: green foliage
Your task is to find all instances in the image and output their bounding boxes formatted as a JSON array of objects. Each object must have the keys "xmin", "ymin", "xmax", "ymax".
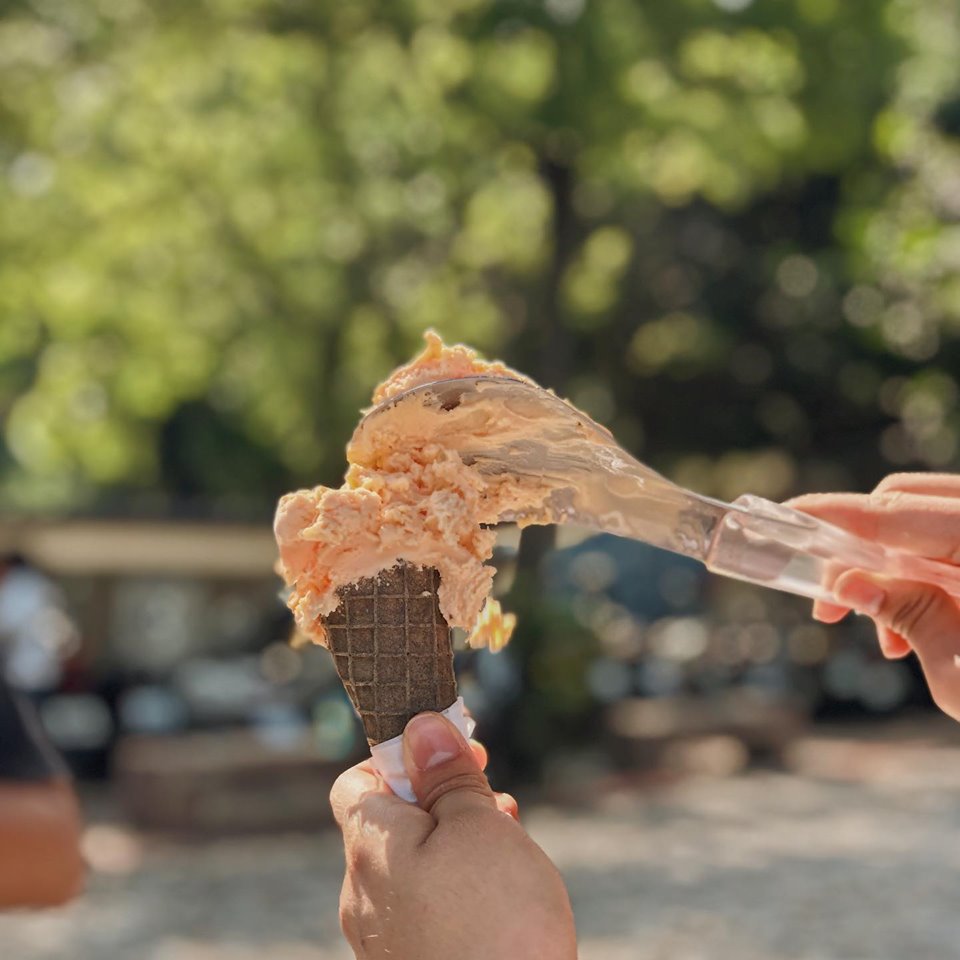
[{"xmin": 0, "ymin": 0, "xmax": 957, "ymax": 513}]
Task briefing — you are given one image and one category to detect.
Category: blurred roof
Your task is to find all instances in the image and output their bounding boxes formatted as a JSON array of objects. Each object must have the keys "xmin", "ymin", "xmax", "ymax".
[{"xmin": 0, "ymin": 519, "xmax": 276, "ymax": 578}]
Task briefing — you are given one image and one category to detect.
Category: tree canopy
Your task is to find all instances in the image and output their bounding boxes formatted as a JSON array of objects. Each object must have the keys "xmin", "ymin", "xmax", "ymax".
[{"xmin": 1, "ymin": 0, "xmax": 958, "ymax": 513}]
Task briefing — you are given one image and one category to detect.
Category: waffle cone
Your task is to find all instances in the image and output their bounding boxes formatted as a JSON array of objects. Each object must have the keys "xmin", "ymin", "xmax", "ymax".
[{"xmin": 323, "ymin": 562, "xmax": 458, "ymax": 746}]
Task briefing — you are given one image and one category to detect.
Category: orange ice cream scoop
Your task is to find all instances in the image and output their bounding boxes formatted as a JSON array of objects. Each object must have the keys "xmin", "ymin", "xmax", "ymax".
[
  {"xmin": 274, "ymin": 331, "xmax": 524, "ymax": 650},
  {"xmin": 371, "ymin": 330, "xmax": 522, "ymax": 405}
]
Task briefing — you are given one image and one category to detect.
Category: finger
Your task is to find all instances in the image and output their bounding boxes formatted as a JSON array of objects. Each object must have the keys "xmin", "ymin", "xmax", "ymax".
[
  {"xmin": 470, "ymin": 739, "xmax": 489, "ymax": 771},
  {"xmin": 813, "ymin": 599, "xmax": 850, "ymax": 624},
  {"xmin": 877, "ymin": 625, "xmax": 912, "ymax": 659},
  {"xmin": 330, "ymin": 761, "xmax": 381, "ymax": 830},
  {"xmin": 402, "ymin": 713, "xmax": 498, "ymax": 822},
  {"xmin": 495, "ymin": 792, "xmax": 520, "ymax": 821},
  {"xmin": 874, "ymin": 473, "xmax": 960, "ymax": 500},
  {"xmin": 834, "ymin": 571, "xmax": 960, "ymax": 720},
  {"xmin": 331, "ymin": 761, "xmax": 433, "ymax": 853},
  {"xmin": 812, "ymin": 559, "xmax": 851, "ymax": 623},
  {"xmin": 789, "ymin": 492, "xmax": 960, "ymax": 563}
]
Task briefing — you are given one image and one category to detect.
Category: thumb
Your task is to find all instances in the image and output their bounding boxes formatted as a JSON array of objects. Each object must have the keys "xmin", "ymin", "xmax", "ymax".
[
  {"xmin": 402, "ymin": 712, "xmax": 498, "ymax": 820},
  {"xmin": 834, "ymin": 570, "xmax": 960, "ymax": 720}
]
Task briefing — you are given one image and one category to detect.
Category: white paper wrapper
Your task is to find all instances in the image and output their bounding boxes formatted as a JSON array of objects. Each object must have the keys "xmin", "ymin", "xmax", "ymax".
[{"xmin": 369, "ymin": 697, "xmax": 475, "ymax": 803}]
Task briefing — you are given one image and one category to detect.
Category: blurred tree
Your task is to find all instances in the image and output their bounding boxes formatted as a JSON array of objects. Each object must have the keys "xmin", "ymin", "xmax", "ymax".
[
  {"xmin": 837, "ymin": 0, "xmax": 960, "ymax": 471},
  {"xmin": 3, "ymin": 0, "xmax": 955, "ymax": 516}
]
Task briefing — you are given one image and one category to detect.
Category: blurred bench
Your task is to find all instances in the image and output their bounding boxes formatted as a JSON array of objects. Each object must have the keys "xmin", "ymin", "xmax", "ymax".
[
  {"xmin": 606, "ymin": 691, "xmax": 807, "ymax": 772},
  {"xmin": 114, "ymin": 730, "xmax": 351, "ymax": 833}
]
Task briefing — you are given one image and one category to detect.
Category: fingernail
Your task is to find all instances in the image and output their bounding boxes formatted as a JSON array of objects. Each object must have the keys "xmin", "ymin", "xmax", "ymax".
[
  {"xmin": 405, "ymin": 713, "xmax": 464, "ymax": 772},
  {"xmin": 835, "ymin": 576, "xmax": 885, "ymax": 617}
]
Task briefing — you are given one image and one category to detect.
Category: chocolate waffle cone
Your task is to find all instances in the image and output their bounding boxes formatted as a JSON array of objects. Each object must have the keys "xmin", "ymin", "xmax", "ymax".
[{"xmin": 323, "ymin": 562, "xmax": 458, "ymax": 745}]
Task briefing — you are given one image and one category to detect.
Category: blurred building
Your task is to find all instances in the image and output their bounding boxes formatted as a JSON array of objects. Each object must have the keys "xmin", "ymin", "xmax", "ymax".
[{"xmin": 0, "ymin": 518, "xmax": 360, "ymax": 829}]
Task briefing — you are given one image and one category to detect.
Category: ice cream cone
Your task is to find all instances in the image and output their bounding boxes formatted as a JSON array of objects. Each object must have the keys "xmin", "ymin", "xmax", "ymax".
[{"xmin": 323, "ymin": 562, "xmax": 458, "ymax": 745}]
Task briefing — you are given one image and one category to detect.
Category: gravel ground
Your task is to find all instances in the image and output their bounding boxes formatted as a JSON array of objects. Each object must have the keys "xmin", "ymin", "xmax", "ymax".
[{"xmin": 2, "ymin": 722, "xmax": 960, "ymax": 960}]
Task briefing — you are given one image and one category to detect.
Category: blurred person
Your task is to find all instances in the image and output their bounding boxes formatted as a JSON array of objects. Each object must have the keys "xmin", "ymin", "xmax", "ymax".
[
  {"xmin": 330, "ymin": 471, "xmax": 960, "ymax": 957},
  {"xmin": 0, "ymin": 669, "xmax": 85, "ymax": 907},
  {"xmin": 0, "ymin": 555, "xmax": 85, "ymax": 907},
  {"xmin": 0, "ymin": 553, "xmax": 79, "ymax": 699}
]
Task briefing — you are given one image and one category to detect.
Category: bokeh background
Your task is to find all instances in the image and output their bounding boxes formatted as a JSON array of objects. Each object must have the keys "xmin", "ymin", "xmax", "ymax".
[{"xmin": 2, "ymin": 0, "xmax": 960, "ymax": 958}]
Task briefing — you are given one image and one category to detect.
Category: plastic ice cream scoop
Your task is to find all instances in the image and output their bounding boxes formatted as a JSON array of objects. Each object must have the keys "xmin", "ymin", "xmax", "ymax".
[{"xmin": 355, "ymin": 376, "xmax": 960, "ymax": 606}]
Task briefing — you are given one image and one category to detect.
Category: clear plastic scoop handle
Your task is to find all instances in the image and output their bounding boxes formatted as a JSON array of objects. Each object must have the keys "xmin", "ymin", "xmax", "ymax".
[{"xmin": 707, "ymin": 494, "xmax": 960, "ymax": 603}]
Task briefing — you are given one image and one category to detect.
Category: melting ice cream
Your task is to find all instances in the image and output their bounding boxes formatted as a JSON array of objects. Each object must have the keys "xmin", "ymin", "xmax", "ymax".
[{"xmin": 274, "ymin": 332, "xmax": 536, "ymax": 650}]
